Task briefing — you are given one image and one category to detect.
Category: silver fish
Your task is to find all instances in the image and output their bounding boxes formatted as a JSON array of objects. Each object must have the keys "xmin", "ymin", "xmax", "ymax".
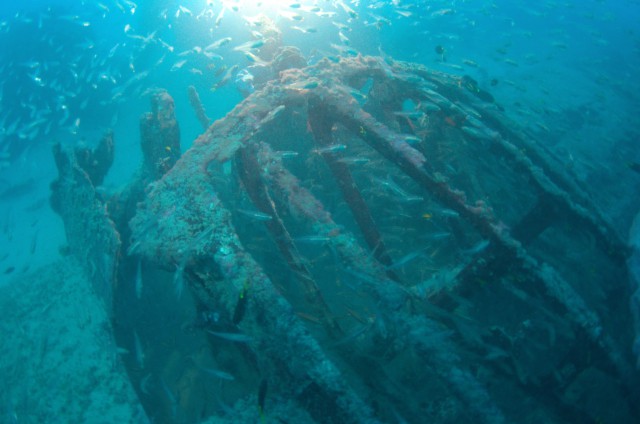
[
  {"xmin": 135, "ymin": 259, "xmax": 143, "ymax": 299},
  {"xmin": 237, "ymin": 209, "xmax": 272, "ymax": 221},
  {"xmin": 200, "ymin": 366, "xmax": 235, "ymax": 381},
  {"xmin": 207, "ymin": 330, "xmax": 253, "ymax": 343},
  {"xmin": 311, "ymin": 144, "xmax": 347, "ymax": 155},
  {"xmin": 133, "ymin": 330, "xmax": 145, "ymax": 369}
]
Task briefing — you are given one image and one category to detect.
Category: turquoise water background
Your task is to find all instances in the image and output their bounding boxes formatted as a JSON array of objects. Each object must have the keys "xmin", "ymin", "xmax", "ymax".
[{"xmin": 1, "ymin": 1, "xmax": 640, "ymax": 422}]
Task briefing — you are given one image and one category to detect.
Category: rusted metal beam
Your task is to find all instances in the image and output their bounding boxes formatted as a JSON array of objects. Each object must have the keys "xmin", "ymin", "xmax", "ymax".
[
  {"xmin": 188, "ymin": 85, "xmax": 211, "ymax": 131},
  {"xmin": 235, "ymin": 145, "xmax": 342, "ymax": 337},
  {"xmin": 307, "ymin": 99, "xmax": 396, "ymax": 272},
  {"xmin": 319, "ymin": 86, "xmax": 511, "ymax": 246},
  {"xmin": 312, "ymin": 84, "xmax": 636, "ymax": 392},
  {"xmin": 176, "ymin": 199, "xmax": 380, "ymax": 424},
  {"xmin": 254, "ymin": 141, "xmax": 507, "ymax": 424}
]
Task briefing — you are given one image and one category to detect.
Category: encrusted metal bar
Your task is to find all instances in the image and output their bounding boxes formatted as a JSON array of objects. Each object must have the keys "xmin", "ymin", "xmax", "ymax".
[
  {"xmin": 485, "ymin": 126, "xmax": 628, "ymax": 263},
  {"xmin": 50, "ymin": 137, "xmax": 120, "ymax": 314},
  {"xmin": 235, "ymin": 145, "xmax": 342, "ymax": 337},
  {"xmin": 255, "ymin": 141, "xmax": 507, "ymax": 424},
  {"xmin": 448, "ymin": 195, "xmax": 561, "ymax": 300},
  {"xmin": 472, "ymin": 100, "xmax": 628, "ymax": 260},
  {"xmin": 307, "ymin": 99, "xmax": 395, "ymax": 271},
  {"xmin": 521, "ymin": 255, "xmax": 637, "ymax": 391},
  {"xmin": 129, "ymin": 90, "xmax": 381, "ymax": 424},
  {"xmin": 128, "ymin": 88, "xmax": 291, "ymax": 264},
  {"xmin": 309, "ymin": 81, "xmax": 637, "ymax": 393},
  {"xmin": 165, "ymin": 190, "xmax": 379, "ymax": 424},
  {"xmin": 379, "ymin": 62, "xmax": 636, "ymax": 390},
  {"xmin": 361, "ymin": 58, "xmax": 626, "ymax": 264},
  {"xmin": 188, "ymin": 85, "xmax": 211, "ymax": 131},
  {"xmin": 140, "ymin": 90, "xmax": 181, "ymax": 181},
  {"xmin": 510, "ymin": 194, "xmax": 560, "ymax": 245},
  {"xmin": 317, "ymin": 84, "xmax": 513, "ymax": 247}
]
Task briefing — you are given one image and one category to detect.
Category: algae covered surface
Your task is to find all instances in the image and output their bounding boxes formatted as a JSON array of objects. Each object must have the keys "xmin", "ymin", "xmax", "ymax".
[{"xmin": 0, "ymin": 258, "xmax": 146, "ymax": 423}]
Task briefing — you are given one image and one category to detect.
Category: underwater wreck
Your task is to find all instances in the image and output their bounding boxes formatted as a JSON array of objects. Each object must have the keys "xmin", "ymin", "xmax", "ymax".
[{"xmin": 50, "ymin": 54, "xmax": 639, "ymax": 423}]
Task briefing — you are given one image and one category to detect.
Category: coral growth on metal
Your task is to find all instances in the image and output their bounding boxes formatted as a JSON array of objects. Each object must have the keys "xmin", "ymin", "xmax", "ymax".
[{"xmin": 129, "ymin": 56, "xmax": 637, "ymax": 423}]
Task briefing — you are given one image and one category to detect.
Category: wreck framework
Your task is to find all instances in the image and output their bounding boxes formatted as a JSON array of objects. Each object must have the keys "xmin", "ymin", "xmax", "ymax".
[{"xmin": 53, "ymin": 56, "xmax": 638, "ymax": 423}]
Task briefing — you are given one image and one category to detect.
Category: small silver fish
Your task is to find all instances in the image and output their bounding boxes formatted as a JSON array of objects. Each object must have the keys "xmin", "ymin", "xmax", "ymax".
[
  {"xmin": 207, "ymin": 330, "xmax": 253, "ymax": 343},
  {"xmin": 275, "ymin": 150, "xmax": 299, "ymax": 159},
  {"xmin": 233, "ymin": 39, "xmax": 265, "ymax": 52},
  {"xmin": 294, "ymin": 235, "xmax": 331, "ymax": 244},
  {"xmin": 286, "ymin": 79, "xmax": 320, "ymax": 91},
  {"xmin": 462, "ymin": 239, "xmax": 490, "ymax": 255},
  {"xmin": 160, "ymin": 377, "xmax": 178, "ymax": 418},
  {"xmin": 135, "ymin": 259, "xmax": 143, "ymax": 299},
  {"xmin": 385, "ymin": 248, "xmax": 429, "ymax": 271},
  {"xmin": 311, "ymin": 144, "xmax": 347, "ymax": 155},
  {"xmin": 133, "ymin": 330, "xmax": 145, "ymax": 369},
  {"xmin": 140, "ymin": 373, "xmax": 152, "ymax": 395},
  {"xmin": 436, "ymin": 208, "xmax": 460, "ymax": 218},
  {"xmin": 211, "ymin": 64, "xmax": 239, "ymax": 91},
  {"xmin": 259, "ymin": 105, "xmax": 286, "ymax": 126},
  {"xmin": 337, "ymin": 157, "xmax": 370, "ymax": 165},
  {"xmin": 200, "ymin": 366, "xmax": 235, "ymax": 381},
  {"xmin": 292, "ymin": 26, "xmax": 317, "ymax": 34},
  {"xmin": 205, "ymin": 37, "xmax": 232, "ymax": 52},
  {"xmin": 403, "ymin": 135, "xmax": 421, "ymax": 144},
  {"xmin": 423, "ymin": 231, "xmax": 452, "ymax": 241},
  {"xmin": 237, "ymin": 209, "xmax": 272, "ymax": 221},
  {"xmin": 170, "ymin": 59, "xmax": 187, "ymax": 72}
]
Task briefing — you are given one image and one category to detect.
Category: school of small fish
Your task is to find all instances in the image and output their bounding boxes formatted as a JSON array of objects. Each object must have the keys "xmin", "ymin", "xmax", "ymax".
[{"xmin": 0, "ymin": 0, "xmax": 634, "ymax": 166}]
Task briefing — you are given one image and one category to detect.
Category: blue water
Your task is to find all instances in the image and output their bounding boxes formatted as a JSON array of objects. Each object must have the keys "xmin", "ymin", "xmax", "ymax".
[{"xmin": 1, "ymin": 1, "xmax": 640, "ymax": 423}]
